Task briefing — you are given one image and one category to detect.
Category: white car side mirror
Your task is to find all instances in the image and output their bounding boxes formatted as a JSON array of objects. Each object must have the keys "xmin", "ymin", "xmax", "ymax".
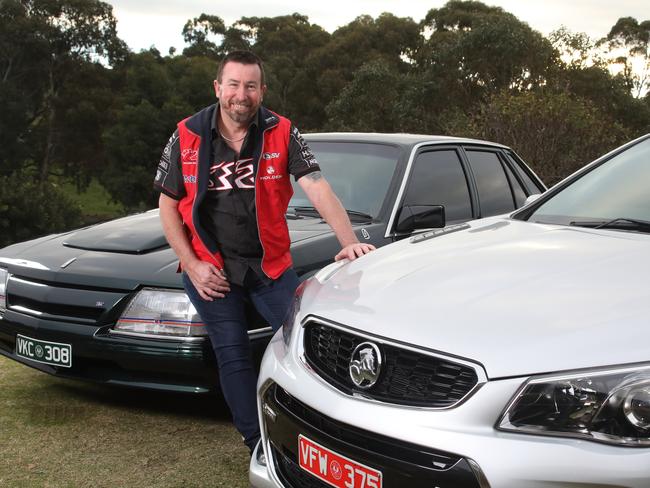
[{"xmin": 524, "ymin": 193, "xmax": 542, "ymax": 206}]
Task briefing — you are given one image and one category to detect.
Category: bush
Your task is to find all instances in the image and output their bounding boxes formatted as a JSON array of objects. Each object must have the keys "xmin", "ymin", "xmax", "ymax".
[
  {"xmin": 0, "ymin": 172, "xmax": 82, "ymax": 247},
  {"xmin": 445, "ymin": 89, "xmax": 631, "ymax": 185}
]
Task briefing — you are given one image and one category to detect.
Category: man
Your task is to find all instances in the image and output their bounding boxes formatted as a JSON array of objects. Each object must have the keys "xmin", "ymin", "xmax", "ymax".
[{"xmin": 153, "ymin": 51, "xmax": 374, "ymax": 453}]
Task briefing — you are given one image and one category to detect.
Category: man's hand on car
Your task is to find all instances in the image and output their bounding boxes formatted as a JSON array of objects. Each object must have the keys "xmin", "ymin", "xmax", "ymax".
[{"xmin": 335, "ymin": 242, "xmax": 376, "ymax": 262}]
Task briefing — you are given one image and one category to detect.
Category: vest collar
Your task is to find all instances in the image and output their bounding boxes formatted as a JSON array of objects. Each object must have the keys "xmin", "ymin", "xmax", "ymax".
[{"xmin": 185, "ymin": 103, "xmax": 279, "ymax": 136}]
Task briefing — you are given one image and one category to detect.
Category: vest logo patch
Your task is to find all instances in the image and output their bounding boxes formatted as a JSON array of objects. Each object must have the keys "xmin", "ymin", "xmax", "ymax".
[
  {"xmin": 263, "ymin": 152, "xmax": 280, "ymax": 160},
  {"xmin": 183, "ymin": 175, "xmax": 197, "ymax": 184},
  {"xmin": 207, "ymin": 159, "xmax": 255, "ymax": 191},
  {"xmin": 260, "ymin": 164, "xmax": 283, "ymax": 181},
  {"xmin": 181, "ymin": 148, "xmax": 198, "ymax": 164},
  {"xmin": 260, "ymin": 174, "xmax": 283, "ymax": 181}
]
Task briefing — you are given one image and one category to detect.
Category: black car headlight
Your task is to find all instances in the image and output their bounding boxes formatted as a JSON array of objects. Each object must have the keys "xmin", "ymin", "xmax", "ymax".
[
  {"xmin": 497, "ymin": 365, "xmax": 650, "ymax": 446},
  {"xmin": 114, "ymin": 288, "xmax": 207, "ymax": 337},
  {"xmin": 0, "ymin": 268, "xmax": 7, "ymax": 314}
]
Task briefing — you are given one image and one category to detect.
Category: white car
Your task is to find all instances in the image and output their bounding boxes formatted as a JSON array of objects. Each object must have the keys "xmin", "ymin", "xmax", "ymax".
[{"xmin": 250, "ymin": 134, "xmax": 650, "ymax": 488}]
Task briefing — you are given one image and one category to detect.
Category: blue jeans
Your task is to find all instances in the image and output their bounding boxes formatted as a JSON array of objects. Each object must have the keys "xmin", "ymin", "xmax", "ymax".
[{"xmin": 182, "ymin": 268, "xmax": 299, "ymax": 452}]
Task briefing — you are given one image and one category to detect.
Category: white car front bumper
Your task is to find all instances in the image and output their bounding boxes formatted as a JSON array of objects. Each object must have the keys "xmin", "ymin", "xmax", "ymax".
[{"xmin": 251, "ymin": 329, "xmax": 650, "ymax": 488}]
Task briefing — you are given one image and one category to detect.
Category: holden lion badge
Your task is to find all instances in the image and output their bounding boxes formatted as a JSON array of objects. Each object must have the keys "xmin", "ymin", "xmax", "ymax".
[{"xmin": 349, "ymin": 342, "xmax": 382, "ymax": 389}]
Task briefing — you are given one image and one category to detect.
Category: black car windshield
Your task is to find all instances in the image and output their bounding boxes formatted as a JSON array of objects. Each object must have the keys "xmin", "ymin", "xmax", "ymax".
[
  {"xmin": 528, "ymin": 137, "xmax": 650, "ymax": 229},
  {"xmin": 289, "ymin": 142, "xmax": 400, "ymax": 219}
]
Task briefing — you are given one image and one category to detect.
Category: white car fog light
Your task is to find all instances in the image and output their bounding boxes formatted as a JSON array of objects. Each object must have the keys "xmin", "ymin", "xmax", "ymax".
[
  {"xmin": 114, "ymin": 288, "xmax": 207, "ymax": 337},
  {"xmin": 498, "ymin": 365, "xmax": 650, "ymax": 446}
]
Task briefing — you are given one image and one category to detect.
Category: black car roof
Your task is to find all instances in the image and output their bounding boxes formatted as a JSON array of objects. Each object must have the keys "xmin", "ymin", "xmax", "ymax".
[{"xmin": 303, "ymin": 132, "xmax": 510, "ymax": 150}]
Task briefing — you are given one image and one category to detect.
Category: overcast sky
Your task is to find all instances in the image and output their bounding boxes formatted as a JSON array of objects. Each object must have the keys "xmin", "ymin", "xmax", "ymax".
[{"xmin": 108, "ymin": 0, "xmax": 648, "ymax": 54}]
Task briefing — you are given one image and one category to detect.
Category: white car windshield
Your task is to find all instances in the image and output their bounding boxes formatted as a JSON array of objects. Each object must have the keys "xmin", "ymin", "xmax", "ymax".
[{"xmin": 529, "ymin": 137, "xmax": 650, "ymax": 230}]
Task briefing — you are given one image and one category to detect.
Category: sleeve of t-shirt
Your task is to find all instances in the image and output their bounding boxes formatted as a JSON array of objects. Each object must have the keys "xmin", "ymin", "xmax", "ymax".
[
  {"xmin": 153, "ymin": 129, "xmax": 186, "ymax": 200},
  {"xmin": 287, "ymin": 124, "xmax": 321, "ymax": 181}
]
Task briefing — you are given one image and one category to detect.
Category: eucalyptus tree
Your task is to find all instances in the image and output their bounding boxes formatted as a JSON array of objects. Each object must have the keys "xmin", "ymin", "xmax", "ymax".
[
  {"xmin": 313, "ymin": 13, "xmax": 420, "ymax": 106},
  {"xmin": 231, "ymin": 13, "xmax": 330, "ymax": 129},
  {"xmin": 102, "ymin": 49, "xmax": 215, "ymax": 210},
  {"xmin": 0, "ymin": 0, "xmax": 126, "ymax": 186},
  {"xmin": 417, "ymin": 1, "xmax": 556, "ymax": 103},
  {"xmin": 602, "ymin": 16, "xmax": 650, "ymax": 98}
]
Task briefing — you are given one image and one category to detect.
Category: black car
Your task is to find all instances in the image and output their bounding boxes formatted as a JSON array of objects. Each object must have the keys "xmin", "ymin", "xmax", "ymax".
[{"xmin": 0, "ymin": 133, "xmax": 545, "ymax": 394}]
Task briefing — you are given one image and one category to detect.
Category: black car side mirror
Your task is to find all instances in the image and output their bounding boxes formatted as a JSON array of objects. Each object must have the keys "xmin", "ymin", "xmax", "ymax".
[{"xmin": 395, "ymin": 205, "xmax": 446, "ymax": 233}]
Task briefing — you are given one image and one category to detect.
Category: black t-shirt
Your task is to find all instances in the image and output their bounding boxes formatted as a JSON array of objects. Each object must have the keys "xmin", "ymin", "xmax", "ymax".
[{"xmin": 154, "ymin": 108, "xmax": 320, "ymax": 285}]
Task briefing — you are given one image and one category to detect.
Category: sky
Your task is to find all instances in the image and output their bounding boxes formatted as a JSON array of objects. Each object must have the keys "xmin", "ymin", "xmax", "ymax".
[{"xmin": 108, "ymin": 0, "xmax": 648, "ymax": 54}]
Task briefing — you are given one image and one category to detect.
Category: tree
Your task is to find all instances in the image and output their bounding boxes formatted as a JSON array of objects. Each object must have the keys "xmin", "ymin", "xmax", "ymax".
[
  {"xmin": 417, "ymin": 1, "xmax": 557, "ymax": 103},
  {"xmin": 326, "ymin": 60, "xmax": 404, "ymax": 132},
  {"xmin": 601, "ymin": 16, "xmax": 650, "ymax": 98},
  {"xmin": 446, "ymin": 89, "xmax": 630, "ymax": 184},
  {"xmin": 311, "ymin": 13, "xmax": 420, "ymax": 110},
  {"xmin": 53, "ymin": 60, "xmax": 116, "ymax": 190},
  {"xmin": 232, "ymin": 14, "xmax": 330, "ymax": 129},
  {"xmin": 102, "ymin": 52, "xmax": 215, "ymax": 210},
  {"xmin": 0, "ymin": 171, "xmax": 82, "ymax": 247},
  {"xmin": 0, "ymin": 0, "xmax": 126, "ymax": 187},
  {"xmin": 548, "ymin": 27, "xmax": 650, "ymax": 136},
  {"xmin": 181, "ymin": 14, "xmax": 226, "ymax": 59}
]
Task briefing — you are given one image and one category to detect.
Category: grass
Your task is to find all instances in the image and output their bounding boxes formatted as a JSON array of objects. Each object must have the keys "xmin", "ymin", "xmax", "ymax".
[
  {"xmin": 0, "ymin": 356, "xmax": 251, "ymax": 488},
  {"xmin": 58, "ymin": 179, "xmax": 126, "ymax": 225}
]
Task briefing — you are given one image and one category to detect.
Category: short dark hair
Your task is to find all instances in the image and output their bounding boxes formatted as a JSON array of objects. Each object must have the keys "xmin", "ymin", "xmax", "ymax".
[{"xmin": 216, "ymin": 50, "xmax": 265, "ymax": 85}]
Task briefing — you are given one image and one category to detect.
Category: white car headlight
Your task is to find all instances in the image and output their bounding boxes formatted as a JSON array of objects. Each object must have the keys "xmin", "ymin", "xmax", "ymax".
[
  {"xmin": 281, "ymin": 261, "xmax": 347, "ymax": 347},
  {"xmin": 282, "ymin": 280, "xmax": 308, "ymax": 347},
  {"xmin": 114, "ymin": 288, "xmax": 207, "ymax": 337},
  {"xmin": 0, "ymin": 268, "xmax": 8, "ymax": 314},
  {"xmin": 498, "ymin": 365, "xmax": 650, "ymax": 446}
]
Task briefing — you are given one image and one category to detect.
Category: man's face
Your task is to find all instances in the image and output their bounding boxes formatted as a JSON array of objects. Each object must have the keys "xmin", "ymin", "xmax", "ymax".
[{"xmin": 214, "ymin": 62, "xmax": 266, "ymax": 125}]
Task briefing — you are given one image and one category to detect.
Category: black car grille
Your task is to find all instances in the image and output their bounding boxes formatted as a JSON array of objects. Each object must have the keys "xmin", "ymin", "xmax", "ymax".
[
  {"xmin": 6, "ymin": 275, "xmax": 128, "ymax": 325},
  {"xmin": 303, "ymin": 321, "xmax": 479, "ymax": 407},
  {"xmin": 8, "ymin": 294, "xmax": 105, "ymax": 321}
]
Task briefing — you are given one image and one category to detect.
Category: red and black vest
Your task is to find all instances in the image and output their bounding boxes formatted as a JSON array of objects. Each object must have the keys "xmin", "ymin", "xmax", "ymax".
[{"xmin": 177, "ymin": 104, "xmax": 294, "ymax": 279}]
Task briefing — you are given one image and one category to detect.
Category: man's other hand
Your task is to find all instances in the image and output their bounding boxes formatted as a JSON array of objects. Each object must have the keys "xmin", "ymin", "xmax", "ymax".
[{"xmin": 186, "ymin": 261, "xmax": 230, "ymax": 301}]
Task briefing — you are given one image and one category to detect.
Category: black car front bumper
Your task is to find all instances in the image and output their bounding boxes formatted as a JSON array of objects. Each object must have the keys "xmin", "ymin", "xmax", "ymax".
[{"xmin": 0, "ymin": 308, "xmax": 271, "ymax": 393}]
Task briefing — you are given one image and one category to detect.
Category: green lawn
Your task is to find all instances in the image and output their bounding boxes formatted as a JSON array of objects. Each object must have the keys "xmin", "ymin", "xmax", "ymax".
[
  {"xmin": 0, "ymin": 356, "xmax": 250, "ymax": 487},
  {"xmin": 59, "ymin": 179, "xmax": 126, "ymax": 225}
]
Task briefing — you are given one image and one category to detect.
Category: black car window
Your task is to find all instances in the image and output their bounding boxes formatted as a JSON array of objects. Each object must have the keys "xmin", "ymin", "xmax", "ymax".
[
  {"xmin": 505, "ymin": 151, "xmax": 542, "ymax": 194},
  {"xmin": 502, "ymin": 159, "xmax": 527, "ymax": 207},
  {"xmin": 466, "ymin": 150, "xmax": 515, "ymax": 216},
  {"xmin": 290, "ymin": 142, "xmax": 400, "ymax": 218},
  {"xmin": 403, "ymin": 149, "xmax": 472, "ymax": 223}
]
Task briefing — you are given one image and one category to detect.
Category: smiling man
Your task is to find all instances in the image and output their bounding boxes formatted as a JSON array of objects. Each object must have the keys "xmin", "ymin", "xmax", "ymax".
[{"xmin": 153, "ymin": 50, "xmax": 374, "ymax": 454}]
